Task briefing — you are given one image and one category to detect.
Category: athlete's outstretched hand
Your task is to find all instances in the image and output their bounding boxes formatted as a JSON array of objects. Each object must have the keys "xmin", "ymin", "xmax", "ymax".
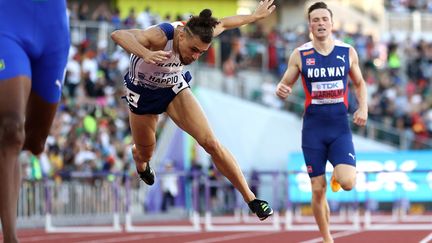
[
  {"xmin": 143, "ymin": 50, "xmax": 171, "ymax": 64},
  {"xmin": 252, "ymin": 0, "xmax": 276, "ymax": 20},
  {"xmin": 353, "ymin": 108, "xmax": 368, "ymax": 127},
  {"xmin": 275, "ymin": 83, "xmax": 292, "ymax": 100}
]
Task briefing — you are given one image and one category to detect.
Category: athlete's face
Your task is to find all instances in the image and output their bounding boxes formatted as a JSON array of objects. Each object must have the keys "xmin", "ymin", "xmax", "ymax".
[
  {"xmin": 178, "ymin": 30, "xmax": 210, "ymax": 65},
  {"xmin": 308, "ymin": 9, "xmax": 333, "ymax": 40}
]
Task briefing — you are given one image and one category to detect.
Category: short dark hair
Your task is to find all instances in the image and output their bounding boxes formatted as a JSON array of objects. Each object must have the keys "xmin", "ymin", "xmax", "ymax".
[
  {"xmin": 308, "ymin": 2, "xmax": 333, "ymax": 20},
  {"xmin": 185, "ymin": 9, "xmax": 220, "ymax": 43}
]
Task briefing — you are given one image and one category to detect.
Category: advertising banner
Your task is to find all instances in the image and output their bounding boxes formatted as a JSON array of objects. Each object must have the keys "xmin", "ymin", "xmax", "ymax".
[{"xmin": 287, "ymin": 151, "xmax": 432, "ymax": 203}]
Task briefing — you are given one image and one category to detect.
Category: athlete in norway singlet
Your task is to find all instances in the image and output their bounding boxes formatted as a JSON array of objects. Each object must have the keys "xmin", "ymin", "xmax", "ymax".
[
  {"xmin": 298, "ymin": 41, "xmax": 356, "ymax": 177},
  {"xmin": 124, "ymin": 22, "xmax": 191, "ymax": 114}
]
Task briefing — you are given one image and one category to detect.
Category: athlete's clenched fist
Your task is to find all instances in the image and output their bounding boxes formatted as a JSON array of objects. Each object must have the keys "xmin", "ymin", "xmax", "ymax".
[{"xmin": 275, "ymin": 83, "xmax": 292, "ymax": 99}]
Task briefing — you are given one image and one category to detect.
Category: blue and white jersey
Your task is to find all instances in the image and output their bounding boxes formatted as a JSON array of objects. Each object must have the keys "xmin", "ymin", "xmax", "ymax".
[
  {"xmin": 123, "ymin": 22, "xmax": 192, "ymax": 114},
  {"xmin": 128, "ymin": 22, "xmax": 185, "ymax": 90},
  {"xmin": 298, "ymin": 41, "xmax": 351, "ymax": 116}
]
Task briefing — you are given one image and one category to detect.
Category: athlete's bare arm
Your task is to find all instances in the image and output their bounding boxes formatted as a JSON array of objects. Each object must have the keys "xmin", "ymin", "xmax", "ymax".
[
  {"xmin": 111, "ymin": 27, "xmax": 171, "ymax": 64},
  {"xmin": 276, "ymin": 50, "xmax": 301, "ymax": 99},
  {"xmin": 213, "ymin": 0, "xmax": 276, "ymax": 37},
  {"xmin": 349, "ymin": 47, "xmax": 368, "ymax": 126}
]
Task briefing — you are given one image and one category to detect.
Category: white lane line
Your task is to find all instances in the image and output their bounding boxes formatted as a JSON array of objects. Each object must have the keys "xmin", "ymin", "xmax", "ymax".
[
  {"xmin": 185, "ymin": 232, "xmax": 277, "ymax": 243},
  {"xmin": 419, "ymin": 232, "xmax": 432, "ymax": 243},
  {"xmin": 76, "ymin": 234, "xmax": 166, "ymax": 243},
  {"xmin": 75, "ymin": 232, "xmax": 196, "ymax": 243},
  {"xmin": 20, "ymin": 234, "xmax": 102, "ymax": 242},
  {"xmin": 299, "ymin": 230, "xmax": 363, "ymax": 243}
]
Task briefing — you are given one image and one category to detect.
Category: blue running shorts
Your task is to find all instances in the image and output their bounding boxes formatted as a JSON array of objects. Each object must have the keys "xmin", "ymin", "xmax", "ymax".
[
  {"xmin": 123, "ymin": 71, "xmax": 192, "ymax": 114},
  {"xmin": 301, "ymin": 113, "xmax": 356, "ymax": 177},
  {"xmin": 0, "ymin": 0, "xmax": 70, "ymax": 103}
]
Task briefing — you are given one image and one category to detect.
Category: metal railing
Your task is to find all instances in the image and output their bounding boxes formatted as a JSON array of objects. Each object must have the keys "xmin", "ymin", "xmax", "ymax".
[
  {"xmin": 385, "ymin": 11, "xmax": 432, "ymax": 39},
  {"xmin": 69, "ymin": 20, "xmax": 116, "ymax": 52},
  {"xmin": 16, "ymin": 169, "xmax": 432, "ymax": 231}
]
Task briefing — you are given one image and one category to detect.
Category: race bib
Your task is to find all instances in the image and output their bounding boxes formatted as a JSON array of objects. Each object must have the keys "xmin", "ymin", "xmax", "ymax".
[
  {"xmin": 311, "ymin": 80, "xmax": 344, "ymax": 104},
  {"xmin": 125, "ymin": 88, "xmax": 140, "ymax": 108}
]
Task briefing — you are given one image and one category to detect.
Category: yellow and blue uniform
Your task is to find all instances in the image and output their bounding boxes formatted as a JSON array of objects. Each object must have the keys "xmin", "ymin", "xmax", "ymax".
[
  {"xmin": 298, "ymin": 41, "xmax": 356, "ymax": 177},
  {"xmin": 0, "ymin": 0, "xmax": 70, "ymax": 103}
]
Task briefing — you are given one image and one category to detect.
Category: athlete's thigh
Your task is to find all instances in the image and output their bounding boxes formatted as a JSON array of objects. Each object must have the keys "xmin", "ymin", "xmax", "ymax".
[
  {"xmin": 166, "ymin": 88, "xmax": 214, "ymax": 141},
  {"xmin": 0, "ymin": 77, "xmax": 31, "ymax": 120},
  {"xmin": 0, "ymin": 36, "xmax": 32, "ymax": 116},
  {"xmin": 302, "ymin": 146, "xmax": 327, "ymax": 178},
  {"xmin": 23, "ymin": 92, "xmax": 58, "ymax": 152},
  {"xmin": 31, "ymin": 41, "xmax": 69, "ymax": 104},
  {"xmin": 333, "ymin": 163, "xmax": 356, "ymax": 182},
  {"xmin": 328, "ymin": 132, "xmax": 356, "ymax": 168},
  {"xmin": 302, "ymin": 118, "xmax": 328, "ymax": 178},
  {"xmin": 129, "ymin": 110, "xmax": 159, "ymax": 146},
  {"xmin": 24, "ymin": 36, "xmax": 69, "ymax": 150}
]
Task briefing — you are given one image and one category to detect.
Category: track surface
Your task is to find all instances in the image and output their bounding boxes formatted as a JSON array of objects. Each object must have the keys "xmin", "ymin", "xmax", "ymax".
[{"xmin": 3, "ymin": 228, "xmax": 431, "ymax": 243}]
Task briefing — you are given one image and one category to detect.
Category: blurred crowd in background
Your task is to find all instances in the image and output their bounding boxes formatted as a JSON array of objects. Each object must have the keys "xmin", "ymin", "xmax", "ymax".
[
  {"xmin": 385, "ymin": 0, "xmax": 432, "ymax": 12},
  {"xmin": 20, "ymin": 1, "xmax": 432, "ymax": 188}
]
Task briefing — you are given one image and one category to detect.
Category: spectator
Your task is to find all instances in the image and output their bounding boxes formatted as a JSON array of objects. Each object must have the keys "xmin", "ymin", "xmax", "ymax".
[
  {"xmin": 208, "ymin": 163, "xmax": 219, "ymax": 210},
  {"xmin": 161, "ymin": 163, "xmax": 179, "ymax": 212},
  {"xmin": 136, "ymin": 6, "xmax": 153, "ymax": 29},
  {"xmin": 123, "ymin": 8, "xmax": 137, "ymax": 28},
  {"xmin": 249, "ymin": 169, "xmax": 260, "ymax": 197}
]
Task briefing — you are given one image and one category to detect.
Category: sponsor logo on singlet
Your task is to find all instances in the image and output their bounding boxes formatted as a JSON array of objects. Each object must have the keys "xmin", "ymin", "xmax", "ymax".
[
  {"xmin": 132, "ymin": 71, "xmax": 182, "ymax": 89},
  {"xmin": 156, "ymin": 62, "xmax": 183, "ymax": 67},
  {"xmin": 311, "ymin": 80, "xmax": 344, "ymax": 104},
  {"xmin": 303, "ymin": 50, "xmax": 315, "ymax": 56}
]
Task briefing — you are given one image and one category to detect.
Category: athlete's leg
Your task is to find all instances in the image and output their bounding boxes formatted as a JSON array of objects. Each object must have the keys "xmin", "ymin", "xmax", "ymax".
[
  {"xmin": 302, "ymin": 145, "xmax": 332, "ymax": 242},
  {"xmin": 311, "ymin": 175, "xmax": 333, "ymax": 243},
  {"xmin": 128, "ymin": 111, "xmax": 159, "ymax": 172},
  {"xmin": 23, "ymin": 43, "xmax": 68, "ymax": 155},
  {"xmin": 328, "ymin": 134, "xmax": 357, "ymax": 191},
  {"xmin": 166, "ymin": 89, "xmax": 255, "ymax": 203},
  {"xmin": 333, "ymin": 164, "xmax": 356, "ymax": 191},
  {"xmin": 22, "ymin": 93, "xmax": 58, "ymax": 155},
  {"xmin": 0, "ymin": 76, "xmax": 31, "ymax": 243}
]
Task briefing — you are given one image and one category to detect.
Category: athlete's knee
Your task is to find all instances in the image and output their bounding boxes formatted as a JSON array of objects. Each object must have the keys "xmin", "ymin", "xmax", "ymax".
[
  {"xmin": 0, "ymin": 114, "xmax": 25, "ymax": 152},
  {"xmin": 23, "ymin": 138, "xmax": 46, "ymax": 155},
  {"xmin": 311, "ymin": 180, "xmax": 326, "ymax": 198},
  {"xmin": 132, "ymin": 144, "xmax": 155, "ymax": 162},
  {"xmin": 198, "ymin": 136, "xmax": 221, "ymax": 155},
  {"xmin": 339, "ymin": 175, "xmax": 356, "ymax": 191},
  {"xmin": 312, "ymin": 186, "xmax": 326, "ymax": 199}
]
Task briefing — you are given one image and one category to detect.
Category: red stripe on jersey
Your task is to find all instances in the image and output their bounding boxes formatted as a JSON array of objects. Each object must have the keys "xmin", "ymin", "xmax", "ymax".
[
  {"xmin": 301, "ymin": 75, "xmax": 312, "ymax": 109},
  {"xmin": 344, "ymin": 79, "xmax": 349, "ymax": 108}
]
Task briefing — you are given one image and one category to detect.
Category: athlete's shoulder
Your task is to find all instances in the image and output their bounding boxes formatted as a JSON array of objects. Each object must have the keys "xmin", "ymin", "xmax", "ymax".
[
  {"xmin": 297, "ymin": 41, "xmax": 314, "ymax": 51},
  {"xmin": 334, "ymin": 39, "xmax": 352, "ymax": 49},
  {"xmin": 156, "ymin": 22, "xmax": 178, "ymax": 40},
  {"xmin": 171, "ymin": 21, "xmax": 186, "ymax": 27}
]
